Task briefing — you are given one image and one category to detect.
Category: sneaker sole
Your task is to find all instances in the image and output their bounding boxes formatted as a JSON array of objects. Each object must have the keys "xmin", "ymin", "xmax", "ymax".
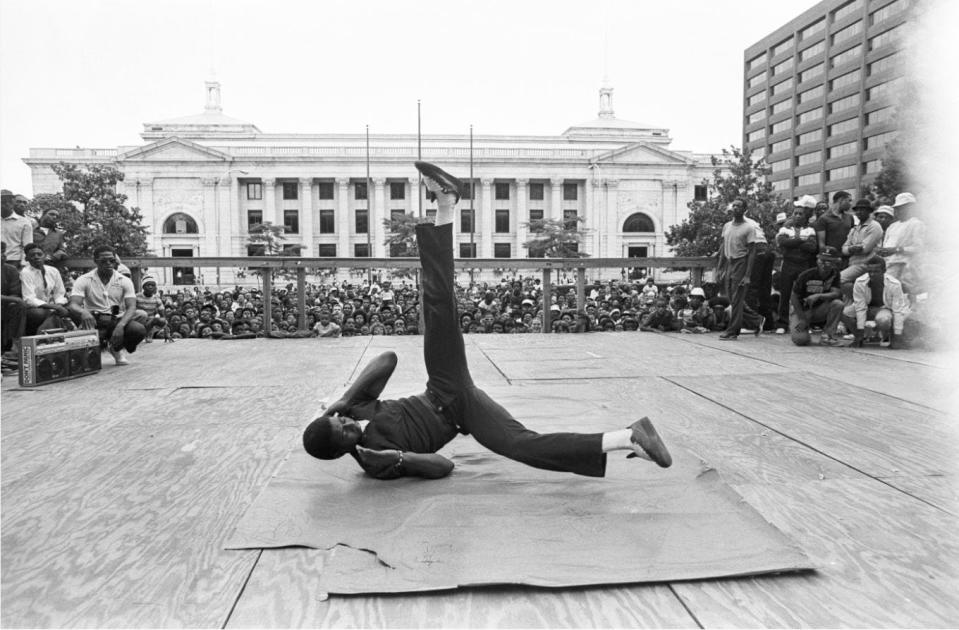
[{"xmin": 628, "ymin": 417, "xmax": 673, "ymax": 468}]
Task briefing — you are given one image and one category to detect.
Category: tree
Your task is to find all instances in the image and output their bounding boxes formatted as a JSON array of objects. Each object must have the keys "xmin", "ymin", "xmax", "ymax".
[
  {"xmin": 383, "ymin": 213, "xmax": 432, "ymax": 258},
  {"xmin": 25, "ymin": 192, "xmax": 74, "ymax": 224},
  {"xmin": 245, "ymin": 221, "xmax": 303, "ymax": 284},
  {"xmin": 522, "ymin": 216, "xmax": 590, "ymax": 259},
  {"xmin": 867, "ymin": 73, "xmax": 921, "ymax": 206},
  {"xmin": 665, "ymin": 146, "xmax": 789, "ymax": 257},
  {"xmin": 49, "ymin": 163, "xmax": 151, "ymax": 257}
]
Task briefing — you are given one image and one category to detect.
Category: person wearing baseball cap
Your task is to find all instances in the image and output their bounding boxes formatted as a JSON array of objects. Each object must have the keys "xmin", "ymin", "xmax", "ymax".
[
  {"xmin": 876, "ymin": 192, "xmax": 924, "ymax": 286},
  {"xmin": 789, "ymin": 246, "xmax": 845, "ymax": 346},
  {"xmin": 839, "ymin": 199, "xmax": 884, "ymax": 289}
]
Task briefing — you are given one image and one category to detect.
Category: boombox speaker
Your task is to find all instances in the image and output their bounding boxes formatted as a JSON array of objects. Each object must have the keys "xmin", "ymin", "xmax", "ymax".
[{"xmin": 19, "ymin": 329, "xmax": 101, "ymax": 387}]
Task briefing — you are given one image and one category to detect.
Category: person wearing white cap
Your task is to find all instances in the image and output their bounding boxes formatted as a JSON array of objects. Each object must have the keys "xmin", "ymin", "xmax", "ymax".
[{"xmin": 876, "ymin": 192, "xmax": 924, "ymax": 287}]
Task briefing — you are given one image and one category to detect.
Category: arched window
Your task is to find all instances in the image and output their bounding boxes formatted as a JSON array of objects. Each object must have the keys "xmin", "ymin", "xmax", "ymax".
[
  {"xmin": 622, "ymin": 213, "xmax": 655, "ymax": 232},
  {"xmin": 163, "ymin": 213, "xmax": 198, "ymax": 234}
]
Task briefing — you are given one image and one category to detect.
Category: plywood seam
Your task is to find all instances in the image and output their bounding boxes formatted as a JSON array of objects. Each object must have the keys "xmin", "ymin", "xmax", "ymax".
[
  {"xmin": 847, "ymin": 349, "xmax": 947, "ymax": 369},
  {"xmin": 660, "ymin": 376, "xmax": 956, "ymax": 517},
  {"xmin": 220, "ymin": 548, "xmax": 263, "ymax": 629},
  {"xmin": 471, "ymin": 339, "xmax": 514, "ymax": 385},
  {"xmin": 667, "ymin": 583, "xmax": 706, "ymax": 629}
]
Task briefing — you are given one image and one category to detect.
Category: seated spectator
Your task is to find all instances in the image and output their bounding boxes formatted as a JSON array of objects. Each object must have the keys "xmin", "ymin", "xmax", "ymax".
[
  {"xmin": 641, "ymin": 277, "xmax": 659, "ymax": 305},
  {"xmin": 67, "ymin": 245, "xmax": 146, "ymax": 365},
  {"xmin": 641, "ymin": 297, "xmax": 676, "ymax": 332},
  {"xmin": 20, "ymin": 242, "xmax": 71, "ymax": 336},
  {"xmin": 789, "ymin": 246, "xmax": 845, "ymax": 346},
  {"xmin": 133, "ymin": 275, "xmax": 167, "ymax": 341},
  {"xmin": 875, "ymin": 192, "xmax": 924, "ymax": 291},
  {"xmin": 679, "ymin": 287, "xmax": 715, "ymax": 334},
  {"xmin": 841, "ymin": 256, "xmax": 909, "ymax": 349},
  {"xmin": 312, "ymin": 310, "xmax": 341, "ymax": 338},
  {"xmin": 840, "ymin": 199, "xmax": 884, "ymax": 291}
]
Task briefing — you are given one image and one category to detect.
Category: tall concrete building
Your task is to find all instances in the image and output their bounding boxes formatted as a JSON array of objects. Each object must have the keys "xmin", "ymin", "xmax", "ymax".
[
  {"xmin": 25, "ymin": 81, "xmax": 715, "ymax": 285},
  {"xmin": 742, "ymin": 0, "xmax": 914, "ymax": 201}
]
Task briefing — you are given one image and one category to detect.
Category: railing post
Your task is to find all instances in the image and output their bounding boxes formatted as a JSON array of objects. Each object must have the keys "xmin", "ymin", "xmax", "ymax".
[
  {"xmin": 262, "ymin": 269, "xmax": 272, "ymax": 332},
  {"xmin": 576, "ymin": 267, "xmax": 586, "ymax": 316},
  {"xmin": 131, "ymin": 266, "xmax": 142, "ymax": 292},
  {"xmin": 297, "ymin": 267, "xmax": 307, "ymax": 331},
  {"xmin": 691, "ymin": 266, "xmax": 703, "ymax": 288},
  {"xmin": 541, "ymin": 267, "xmax": 552, "ymax": 334}
]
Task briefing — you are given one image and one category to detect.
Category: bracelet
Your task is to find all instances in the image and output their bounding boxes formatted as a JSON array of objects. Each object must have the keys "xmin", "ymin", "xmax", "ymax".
[{"xmin": 393, "ymin": 451, "xmax": 404, "ymax": 474}]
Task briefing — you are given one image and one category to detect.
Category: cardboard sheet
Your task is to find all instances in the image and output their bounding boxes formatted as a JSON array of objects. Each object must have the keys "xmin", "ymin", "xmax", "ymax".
[{"xmin": 226, "ymin": 445, "xmax": 812, "ymax": 594}]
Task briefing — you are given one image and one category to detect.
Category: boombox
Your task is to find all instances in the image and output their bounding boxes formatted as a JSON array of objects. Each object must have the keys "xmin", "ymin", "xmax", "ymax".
[{"xmin": 19, "ymin": 329, "xmax": 102, "ymax": 387}]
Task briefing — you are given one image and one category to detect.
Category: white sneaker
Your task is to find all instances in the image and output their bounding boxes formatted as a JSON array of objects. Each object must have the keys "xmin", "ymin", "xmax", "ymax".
[
  {"xmin": 109, "ymin": 348, "xmax": 130, "ymax": 366},
  {"xmin": 775, "ymin": 327, "xmax": 785, "ymax": 334}
]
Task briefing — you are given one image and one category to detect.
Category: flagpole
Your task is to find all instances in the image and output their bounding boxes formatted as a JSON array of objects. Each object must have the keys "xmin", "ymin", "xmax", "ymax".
[
  {"xmin": 366, "ymin": 124, "xmax": 372, "ymax": 285},
  {"xmin": 417, "ymin": 100, "xmax": 422, "ymax": 218}
]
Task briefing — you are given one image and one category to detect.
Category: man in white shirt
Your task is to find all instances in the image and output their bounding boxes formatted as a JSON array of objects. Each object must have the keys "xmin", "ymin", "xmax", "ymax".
[
  {"xmin": 20, "ymin": 243, "xmax": 70, "ymax": 336},
  {"xmin": 1, "ymin": 190, "xmax": 33, "ymax": 267},
  {"xmin": 68, "ymin": 245, "xmax": 146, "ymax": 365},
  {"xmin": 875, "ymin": 192, "xmax": 924, "ymax": 289}
]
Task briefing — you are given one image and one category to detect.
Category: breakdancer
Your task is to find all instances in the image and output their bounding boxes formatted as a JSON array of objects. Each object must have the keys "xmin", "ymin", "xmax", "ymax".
[{"xmin": 302, "ymin": 162, "xmax": 672, "ymax": 479}]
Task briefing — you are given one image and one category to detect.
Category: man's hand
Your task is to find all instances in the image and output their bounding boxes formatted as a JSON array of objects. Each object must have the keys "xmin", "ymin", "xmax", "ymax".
[
  {"xmin": 876, "ymin": 247, "xmax": 894, "ymax": 256},
  {"xmin": 355, "ymin": 446, "xmax": 402, "ymax": 479},
  {"xmin": 849, "ymin": 245, "xmax": 864, "ymax": 255},
  {"xmin": 52, "ymin": 304, "xmax": 70, "ymax": 317},
  {"xmin": 79, "ymin": 309, "xmax": 96, "ymax": 330},
  {"xmin": 323, "ymin": 399, "xmax": 351, "ymax": 417},
  {"xmin": 803, "ymin": 294, "xmax": 820, "ymax": 308},
  {"xmin": 110, "ymin": 324, "xmax": 125, "ymax": 350}
]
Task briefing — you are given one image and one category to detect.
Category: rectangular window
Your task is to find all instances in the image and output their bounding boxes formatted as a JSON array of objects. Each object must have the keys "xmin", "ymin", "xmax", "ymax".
[
  {"xmin": 461, "ymin": 181, "xmax": 473, "ymax": 200},
  {"xmin": 459, "ymin": 243, "xmax": 476, "ymax": 258},
  {"xmin": 869, "ymin": 24, "xmax": 903, "ymax": 50},
  {"xmin": 798, "ymin": 106, "xmax": 823, "ymax": 124},
  {"xmin": 827, "ymin": 165, "xmax": 857, "ymax": 181},
  {"xmin": 799, "ymin": 40, "xmax": 825, "ymax": 61},
  {"xmin": 801, "ymin": 18, "xmax": 826, "ymax": 40},
  {"xmin": 562, "ymin": 183, "xmax": 578, "ymax": 201},
  {"xmin": 799, "ymin": 63, "xmax": 824, "ymax": 83},
  {"xmin": 529, "ymin": 182, "xmax": 544, "ymax": 200},
  {"xmin": 318, "ymin": 244, "xmax": 337, "ymax": 257},
  {"xmin": 771, "ymin": 138, "xmax": 792, "ymax": 153},
  {"xmin": 283, "ymin": 209, "xmax": 299, "ymax": 234},
  {"xmin": 771, "ymin": 99, "xmax": 792, "ymax": 114},
  {"xmin": 390, "ymin": 209, "xmax": 406, "ymax": 230},
  {"xmin": 772, "ymin": 77, "xmax": 794, "ymax": 95},
  {"xmin": 747, "ymin": 91, "xmax": 767, "ymax": 107},
  {"xmin": 747, "ymin": 128, "xmax": 766, "ymax": 142},
  {"xmin": 747, "ymin": 53, "xmax": 766, "ymax": 70},
  {"xmin": 832, "ymin": 20, "xmax": 863, "ymax": 46},
  {"xmin": 752, "ymin": 147, "xmax": 766, "ymax": 161},
  {"xmin": 495, "ymin": 209, "xmax": 510, "ymax": 233},
  {"xmin": 797, "ymin": 128, "xmax": 823, "ymax": 145},
  {"xmin": 694, "ymin": 184, "xmax": 707, "ymax": 201},
  {"xmin": 748, "ymin": 73, "xmax": 766, "ymax": 88},
  {"xmin": 770, "ymin": 119, "xmax": 792, "ymax": 135},
  {"xmin": 426, "ymin": 209, "xmax": 436, "ymax": 221},
  {"xmin": 797, "ymin": 150, "xmax": 822, "ymax": 165},
  {"xmin": 389, "ymin": 182, "xmax": 405, "ymax": 200},
  {"xmin": 867, "ymin": 77, "xmax": 903, "ymax": 101},
  {"xmin": 796, "ymin": 173, "xmax": 822, "ymax": 186},
  {"xmin": 282, "ymin": 182, "xmax": 298, "ymax": 200},
  {"xmin": 247, "ymin": 183, "xmax": 262, "ymax": 200},
  {"xmin": 319, "ymin": 209, "xmax": 335, "ymax": 234},
  {"xmin": 829, "ymin": 117, "xmax": 859, "ymax": 136},
  {"xmin": 460, "ymin": 209, "xmax": 475, "ymax": 233},
  {"xmin": 772, "ymin": 37, "xmax": 794, "ymax": 56},
  {"xmin": 865, "ymin": 131, "xmax": 896, "ymax": 150},
  {"xmin": 494, "ymin": 243, "xmax": 511, "ymax": 259},
  {"xmin": 868, "ymin": 52, "xmax": 901, "ymax": 75},
  {"xmin": 281, "ymin": 244, "xmax": 300, "ymax": 257},
  {"xmin": 354, "ymin": 243, "xmax": 370, "ymax": 258},
  {"xmin": 770, "ymin": 159, "xmax": 791, "ymax": 173},
  {"xmin": 563, "ymin": 209, "xmax": 578, "ymax": 230},
  {"xmin": 772, "ymin": 179, "xmax": 791, "ymax": 192},
  {"xmin": 354, "ymin": 182, "xmax": 367, "ymax": 200},
  {"xmin": 830, "ymin": 69, "xmax": 861, "ymax": 90},
  {"xmin": 830, "ymin": 93, "xmax": 861, "ymax": 114},
  {"xmin": 832, "ymin": 0, "xmax": 863, "ymax": 22},
  {"xmin": 495, "ymin": 182, "xmax": 510, "ymax": 200},
  {"xmin": 798, "ymin": 84, "xmax": 824, "ymax": 104},
  {"xmin": 318, "ymin": 182, "xmax": 334, "ymax": 199},
  {"xmin": 748, "ymin": 110, "xmax": 767, "ymax": 124},
  {"xmin": 772, "ymin": 58, "xmax": 794, "ymax": 76},
  {"xmin": 529, "ymin": 209, "xmax": 544, "ymax": 231},
  {"xmin": 830, "ymin": 44, "xmax": 862, "ymax": 68},
  {"xmin": 247, "ymin": 209, "xmax": 262, "ymax": 231},
  {"xmin": 828, "ymin": 140, "xmax": 858, "ymax": 158},
  {"xmin": 867, "ymin": 107, "xmax": 893, "ymax": 125},
  {"xmin": 355, "ymin": 209, "xmax": 368, "ymax": 234},
  {"xmin": 863, "ymin": 159, "xmax": 883, "ymax": 174},
  {"xmin": 871, "ymin": 0, "xmax": 906, "ymax": 25}
]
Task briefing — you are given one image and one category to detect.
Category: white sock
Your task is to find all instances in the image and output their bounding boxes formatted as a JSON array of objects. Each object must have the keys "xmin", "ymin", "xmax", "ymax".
[
  {"xmin": 601, "ymin": 429, "xmax": 633, "ymax": 453},
  {"xmin": 434, "ymin": 194, "xmax": 456, "ymax": 226}
]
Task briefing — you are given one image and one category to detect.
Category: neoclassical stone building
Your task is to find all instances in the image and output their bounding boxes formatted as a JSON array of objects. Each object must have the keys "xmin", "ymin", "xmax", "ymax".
[{"xmin": 25, "ymin": 82, "xmax": 716, "ymax": 284}]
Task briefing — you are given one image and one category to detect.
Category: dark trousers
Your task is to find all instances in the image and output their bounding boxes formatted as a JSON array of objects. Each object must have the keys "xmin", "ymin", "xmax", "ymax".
[
  {"xmin": 747, "ymin": 248, "xmax": 776, "ymax": 330},
  {"xmin": 723, "ymin": 255, "xmax": 763, "ymax": 336},
  {"xmin": 2, "ymin": 300, "xmax": 24, "ymax": 352},
  {"xmin": 416, "ymin": 223, "xmax": 607, "ymax": 477},
  {"xmin": 778, "ymin": 261, "xmax": 809, "ymax": 326},
  {"xmin": 70, "ymin": 312, "xmax": 147, "ymax": 353}
]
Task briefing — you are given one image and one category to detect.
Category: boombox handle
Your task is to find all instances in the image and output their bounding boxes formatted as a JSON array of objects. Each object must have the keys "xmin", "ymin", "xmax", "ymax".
[{"xmin": 39, "ymin": 328, "xmax": 68, "ymax": 335}]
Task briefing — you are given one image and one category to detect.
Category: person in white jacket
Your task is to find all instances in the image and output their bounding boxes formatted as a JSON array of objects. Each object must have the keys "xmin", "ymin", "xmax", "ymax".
[{"xmin": 840, "ymin": 256, "xmax": 909, "ymax": 349}]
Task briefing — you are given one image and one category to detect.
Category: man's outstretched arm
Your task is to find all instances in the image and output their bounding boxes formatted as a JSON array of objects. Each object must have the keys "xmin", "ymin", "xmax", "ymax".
[
  {"xmin": 326, "ymin": 351, "xmax": 398, "ymax": 414},
  {"xmin": 355, "ymin": 447, "xmax": 454, "ymax": 479}
]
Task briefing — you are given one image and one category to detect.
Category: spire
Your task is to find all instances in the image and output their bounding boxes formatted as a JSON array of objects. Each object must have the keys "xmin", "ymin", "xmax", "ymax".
[
  {"xmin": 598, "ymin": 81, "xmax": 615, "ymax": 120},
  {"xmin": 204, "ymin": 78, "xmax": 222, "ymax": 114}
]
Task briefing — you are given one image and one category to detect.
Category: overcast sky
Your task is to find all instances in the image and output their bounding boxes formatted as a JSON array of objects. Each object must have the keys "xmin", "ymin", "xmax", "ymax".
[{"xmin": 0, "ymin": 0, "xmax": 830, "ymax": 195}]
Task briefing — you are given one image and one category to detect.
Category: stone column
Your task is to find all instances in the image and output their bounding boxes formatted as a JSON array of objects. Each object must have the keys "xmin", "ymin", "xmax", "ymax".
[
  {"xmin": 228, "ymin": 175, "xmax": 240, "ymax": 257},
  {"xmin": 603, "ymin": 179, "xmax": 619, "ymax": 258},
  {"xmin": 591, "ymin": 179, "xmax": 603, "ymax": 256},
  {"xmin": 300, "ymin": 178, "xmax": 314, "ymax": 256},
  {"xmin": 201, "ymin": 178, "xmax": 217, "ymax": 257},
  {"xmin": 337, "ymin": 178, "xmax": 350, "ymax": 258},
  {"xmin": 373, "ymin": 178, "xmax": 386, "ymax": 257},
  {"xmin": 263, "ymin": 178, "xmax": 276, "ymax": 224},
  {"xmin": 480, "ymin": 178, "xmax": 494, "ymax": 258},
  {"xmin": 515, "ymin": 178, "xmax": 528, "ymax": 259},
  {"xmin": 550, "ymin": 178, "xmax": 563, "ymax": 222},
  {"xmin": 584, "ymin": 176, "xmax": 594, "ymax": 257}
]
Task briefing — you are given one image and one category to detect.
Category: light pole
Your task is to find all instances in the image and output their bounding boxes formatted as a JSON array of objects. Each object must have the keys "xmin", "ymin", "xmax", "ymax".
[{"xmin": 214, "ymin": 168, "xmax": 248, "ymax": 288}]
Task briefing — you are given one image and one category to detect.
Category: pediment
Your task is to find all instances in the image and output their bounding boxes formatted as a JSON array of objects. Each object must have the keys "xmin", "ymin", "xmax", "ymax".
[
  {"xmin": 119, "ymin": 137, "xmax": 230, "ymax": 162},
  {"xmin": 593, "ymin": 142, "xmax": 694, "ymax": 166}
]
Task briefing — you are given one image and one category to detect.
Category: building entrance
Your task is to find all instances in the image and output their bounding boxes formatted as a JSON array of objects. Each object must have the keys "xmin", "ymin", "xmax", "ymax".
[{"xmin": 171, "ymin": 248, "xmax": 196, "ymax": 285}]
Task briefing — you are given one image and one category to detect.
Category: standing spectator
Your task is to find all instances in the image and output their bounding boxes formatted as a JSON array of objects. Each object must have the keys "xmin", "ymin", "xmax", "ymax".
[
  {"xmin": 841, "ymin": 256, "xmax": 909, "ymax": 349},
  {"xmin": 641, "ymin": 277, "xmax": 659, "ymax": 304},
  {"xmin": 814, "ymin": 191, "xmax": 854, "ymax": 261},
  {"xmin": 717, "ymin": 199, "xmax": 764, "ymax": 340},
  {"xmin": 68, "ymin": 245, "xmax": 146, "ymax": 365},
  {"xmin": 789, "ymin": 246, "xmax": 844, "ymax": 346},
  {"xmin": 32, "ymin": 209, "xmax": 69, "ymax": 285},
  {"xmin": 1, "ymin": 241, "xmax": 24, "ymax": 369},
  {"xmin": 875, "ymin": 192, "xmax": 924, "ymax": 288},
  {"xmin": 19, "ymin": 243, "xmax": 70, "ymax": 336},
  {"xmin": 840, "ymin": 199, "xmax": 885, "ymax": 289},
  {"xmin": 774, "ymin": 206, "xmax": 818, "ymax": 333},
  {"xmin": 1, "ymin": 190, "xmax": 33, "ymax": 267}
]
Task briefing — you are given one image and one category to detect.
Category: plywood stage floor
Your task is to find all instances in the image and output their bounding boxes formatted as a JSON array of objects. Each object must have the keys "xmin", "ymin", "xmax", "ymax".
[{"xmin": 2, "ymin": 332, "xmax": 958, "ymax": 628}]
